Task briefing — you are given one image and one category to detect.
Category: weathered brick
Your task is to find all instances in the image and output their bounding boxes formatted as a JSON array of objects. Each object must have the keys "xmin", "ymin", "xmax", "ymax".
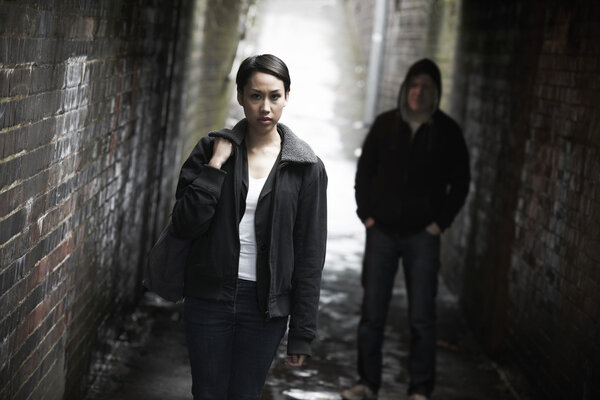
[
  {"xmin": 0, "ymin": 157, "xmax": 20, "ymax": 192},
  {"xmin": 1, "ymin": 130, "xmax": 14, "ymax": 160},
  {"xmin": 2, "ymin": 0, "xmax": 251, "ymax": 399},
  {"xmin": 0, "ymin": 101, "xmax": 8, "ymax": 130},
  {"xmin": 36, "ymin": 38, "xmax": 59, "ymax": 65},
  {"xmin": 31, "ymin": 65, "xmax": 61, "ymax": 95},
  {"xmin": 0, "ymin": 208, "xmax": 27, "ymax": 245},
  {"xmin": 8, "ymin": 66, "xmax": 31, "ymax": 97},
  {"xmin": 0, "ymin": 71, "xmax": 9, "ymax": 98}
]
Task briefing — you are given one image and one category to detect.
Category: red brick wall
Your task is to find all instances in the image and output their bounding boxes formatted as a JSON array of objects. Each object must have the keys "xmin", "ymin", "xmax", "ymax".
[
  {"xmin": 0, "ymin": 1, "xmax": 250, "ymax": 399},
  {"xmin": 357, "ymin": 0, "xmax": 600, "ymax": 397}
]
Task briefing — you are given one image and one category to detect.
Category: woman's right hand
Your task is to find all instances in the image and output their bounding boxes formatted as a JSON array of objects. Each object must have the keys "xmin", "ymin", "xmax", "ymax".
[
  {"xmin": 208, "ymin": 137, "xmax": 233, "ymax": 169},
  {"xmin": 285, "ymin": 354, "xmax": 306, "ymax": 367}
]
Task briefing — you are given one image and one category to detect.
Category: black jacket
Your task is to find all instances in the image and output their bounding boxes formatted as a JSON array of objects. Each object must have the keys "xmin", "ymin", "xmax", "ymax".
[
  {"xmin": 172, "ymin": 119, "xmax": 327, "ymax": 356},
  {"xmin": 355, "ymin": 109, "xmax": 470, "ymax": 235}
]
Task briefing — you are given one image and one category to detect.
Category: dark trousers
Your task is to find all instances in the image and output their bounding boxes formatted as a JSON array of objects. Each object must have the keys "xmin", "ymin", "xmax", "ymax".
[
  {"xmin": 357, "ymin": 225, "xmax": 440, "ymax": 397},
  {"xmin": 184, "ymin": 279, "xmax": 288, "ymax": 400}
]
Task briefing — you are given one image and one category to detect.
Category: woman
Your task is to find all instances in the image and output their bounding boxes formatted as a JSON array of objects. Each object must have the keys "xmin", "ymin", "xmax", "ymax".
[{"xmin": 171, "ymin": 54, "xmax": 328, "ymax": 399}]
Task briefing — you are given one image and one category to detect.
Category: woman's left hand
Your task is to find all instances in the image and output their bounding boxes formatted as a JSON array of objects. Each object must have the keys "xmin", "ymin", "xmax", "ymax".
[{"xmin": 284, "ymin": 354, "xmax": 306, "ymax": 367}]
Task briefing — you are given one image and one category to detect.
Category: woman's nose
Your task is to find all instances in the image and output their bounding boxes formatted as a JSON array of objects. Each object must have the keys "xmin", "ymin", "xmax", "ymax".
[{"xmin": 260, "ymin": 99, "xmax": 271, "ymax": 112}]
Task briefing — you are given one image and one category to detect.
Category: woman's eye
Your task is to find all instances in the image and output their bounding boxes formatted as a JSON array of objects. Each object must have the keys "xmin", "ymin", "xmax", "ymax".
[
  {"xmin": 270, "ymin": 94, "xmax": 281, "ymax": 100},
  {"xmin": 250, "ymin": 94, "xmax": 261, "ymax": 100}
]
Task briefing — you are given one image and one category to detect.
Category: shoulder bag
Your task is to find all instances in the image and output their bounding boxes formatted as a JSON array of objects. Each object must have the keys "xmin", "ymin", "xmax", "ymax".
[{"xmin": 142, "ymin": 221, "xmax": 190, "ymax": 302}]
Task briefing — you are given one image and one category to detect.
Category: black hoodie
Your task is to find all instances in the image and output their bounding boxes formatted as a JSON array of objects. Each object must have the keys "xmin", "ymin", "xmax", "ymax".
[{"xmin": 355, "ymin": 59, "xmax": 470, "ymax": 235}]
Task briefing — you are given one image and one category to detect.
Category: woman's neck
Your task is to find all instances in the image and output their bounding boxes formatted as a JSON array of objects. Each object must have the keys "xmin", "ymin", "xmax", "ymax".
[
  {"xmin": 245, "ymin": 128, "xmax": 281, "ymax": 179},
  {"xmin": 245, "ymin": 127, "xmax": 281, "ymax": 150}
]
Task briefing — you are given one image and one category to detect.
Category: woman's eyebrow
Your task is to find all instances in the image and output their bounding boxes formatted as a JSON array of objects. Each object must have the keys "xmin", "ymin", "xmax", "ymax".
[{"xmin": 248, "ymin": 88, "xmax": 282, "ymax": 93}]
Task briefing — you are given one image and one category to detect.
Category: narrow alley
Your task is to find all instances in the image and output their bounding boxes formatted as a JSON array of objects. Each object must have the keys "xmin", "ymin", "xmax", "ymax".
[
  {"xmin": 1, "ymin": 1, "xmax": 599, "ymax": 400},
  {"xmin": 85, "ymin": 1, "xmax": 516, "ymax": 399}
]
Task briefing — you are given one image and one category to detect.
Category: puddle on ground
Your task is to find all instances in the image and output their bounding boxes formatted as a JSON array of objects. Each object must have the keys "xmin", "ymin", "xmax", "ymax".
[{"xmin": 282, "ymin": 388, "xmax": 342, "ymax": 400}]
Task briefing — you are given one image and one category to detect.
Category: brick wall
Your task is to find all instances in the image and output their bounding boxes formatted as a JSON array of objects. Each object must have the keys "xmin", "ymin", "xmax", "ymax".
[
  {"xmin": 449, "ymin": 1, "xmax": 600, "ymax": 397},
  {"xmin": 0, "ymin": 1, "xmax": 250, "ymax": 399},
  {"xmin": 356, "ymin": 0, "xmax": 600, "ymax": 397}
]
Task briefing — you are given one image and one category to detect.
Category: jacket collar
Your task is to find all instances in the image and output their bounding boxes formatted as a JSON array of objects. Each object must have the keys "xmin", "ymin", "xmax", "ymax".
[{"xmin": 209, "ymin": 118, "xmax": 318, "ymax": 164}]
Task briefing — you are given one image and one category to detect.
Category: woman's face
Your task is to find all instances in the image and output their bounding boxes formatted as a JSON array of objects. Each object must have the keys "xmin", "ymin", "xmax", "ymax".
[{"xmin": 238, "ymin": 72, "xmax": 288, "ymax": 134}]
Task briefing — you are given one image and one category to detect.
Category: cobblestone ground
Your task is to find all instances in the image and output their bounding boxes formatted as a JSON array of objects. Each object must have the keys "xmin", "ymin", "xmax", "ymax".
[{"xmin": 86, "ymin": 1, "xmax": 518, "ymax": 399}]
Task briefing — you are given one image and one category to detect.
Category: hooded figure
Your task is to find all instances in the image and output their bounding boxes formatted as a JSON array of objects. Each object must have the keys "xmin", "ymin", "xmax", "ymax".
[
  {"xmin": 344, "ymin": 58, "xmax": 470, "ymax": 400},
  {"xmin": 398, "ymin": 58, "xmax": 442, "ymax": 120},
  {"xmin": 355, "ymin": 57, "xmax": 470, "ymax": 236}
]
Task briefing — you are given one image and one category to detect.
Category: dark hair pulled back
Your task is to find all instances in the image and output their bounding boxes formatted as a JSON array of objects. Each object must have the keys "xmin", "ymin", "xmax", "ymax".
[{"xmin": 235, "ymin": 54, "xmax": 291, "ymax": 93}]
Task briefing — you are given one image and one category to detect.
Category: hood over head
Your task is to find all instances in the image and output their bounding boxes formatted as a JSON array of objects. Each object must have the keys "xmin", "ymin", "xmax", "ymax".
[{"xmin": 398, "ymin": 58, "xmax": 442, "ymax": 120}]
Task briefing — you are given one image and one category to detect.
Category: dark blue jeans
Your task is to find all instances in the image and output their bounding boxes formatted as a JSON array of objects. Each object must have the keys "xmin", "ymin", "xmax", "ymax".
[
  {"xmin": 184, "ymin": 279, "xmax": 288, "ymax": 400},
  {"xmin": 357, "ymin": 225, "xmax": 440, "ymax": 397}
]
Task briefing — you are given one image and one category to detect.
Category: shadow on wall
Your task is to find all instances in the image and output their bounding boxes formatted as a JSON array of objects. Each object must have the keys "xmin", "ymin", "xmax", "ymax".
[{"xmin": 443, "ymin": 0, "xmax": 600, "ymax": 398}]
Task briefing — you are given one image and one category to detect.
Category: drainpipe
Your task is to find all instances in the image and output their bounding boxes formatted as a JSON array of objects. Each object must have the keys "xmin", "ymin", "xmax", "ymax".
[{"xmin": 364, "ymin": 0, "xmax": 388, "ymax": 126}]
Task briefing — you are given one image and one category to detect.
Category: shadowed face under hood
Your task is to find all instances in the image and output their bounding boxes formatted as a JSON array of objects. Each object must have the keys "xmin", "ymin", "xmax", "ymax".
[{"xmin": 398, "ymin": 58, "xmax": 441, "ymax": 121}]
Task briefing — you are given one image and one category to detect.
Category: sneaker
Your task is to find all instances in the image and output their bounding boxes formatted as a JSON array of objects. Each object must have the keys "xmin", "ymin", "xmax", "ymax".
[
  {"xmin": 341, "ymin": 384, "xmax": 377, "ymax": 400},
  {"xmin": 407, "ymin": 394, "xmax": 429, "ymax": 400}
]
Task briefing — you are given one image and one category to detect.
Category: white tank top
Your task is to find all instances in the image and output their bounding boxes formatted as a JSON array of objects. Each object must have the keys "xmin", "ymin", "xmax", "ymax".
[{"xmin": 238, "ymin": 175, "xmax": 268, "ymax": 281}]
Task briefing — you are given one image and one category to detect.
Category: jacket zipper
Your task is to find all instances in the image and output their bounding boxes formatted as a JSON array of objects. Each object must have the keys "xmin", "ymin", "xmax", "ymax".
[{"xmin": 264, "ymin": 161, "xmax": 286, "ymax": 321}]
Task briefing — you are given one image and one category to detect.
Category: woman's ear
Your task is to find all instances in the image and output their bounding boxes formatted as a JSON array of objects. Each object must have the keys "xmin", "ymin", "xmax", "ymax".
[{"xmin": 237, "ymin": 90, "xmax": 243, "ymax": 106}]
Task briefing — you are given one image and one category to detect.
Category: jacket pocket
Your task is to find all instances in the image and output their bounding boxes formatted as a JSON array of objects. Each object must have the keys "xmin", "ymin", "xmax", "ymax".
[{"xmin": 402, "ymin": 195, "xmax": 433, "ymax": 228}]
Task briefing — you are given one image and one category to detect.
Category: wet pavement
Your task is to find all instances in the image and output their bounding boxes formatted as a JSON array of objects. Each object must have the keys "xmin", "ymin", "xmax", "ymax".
[{"xmin": 85, "ymin": 0, "xmax": 518, "ymax": 399}]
